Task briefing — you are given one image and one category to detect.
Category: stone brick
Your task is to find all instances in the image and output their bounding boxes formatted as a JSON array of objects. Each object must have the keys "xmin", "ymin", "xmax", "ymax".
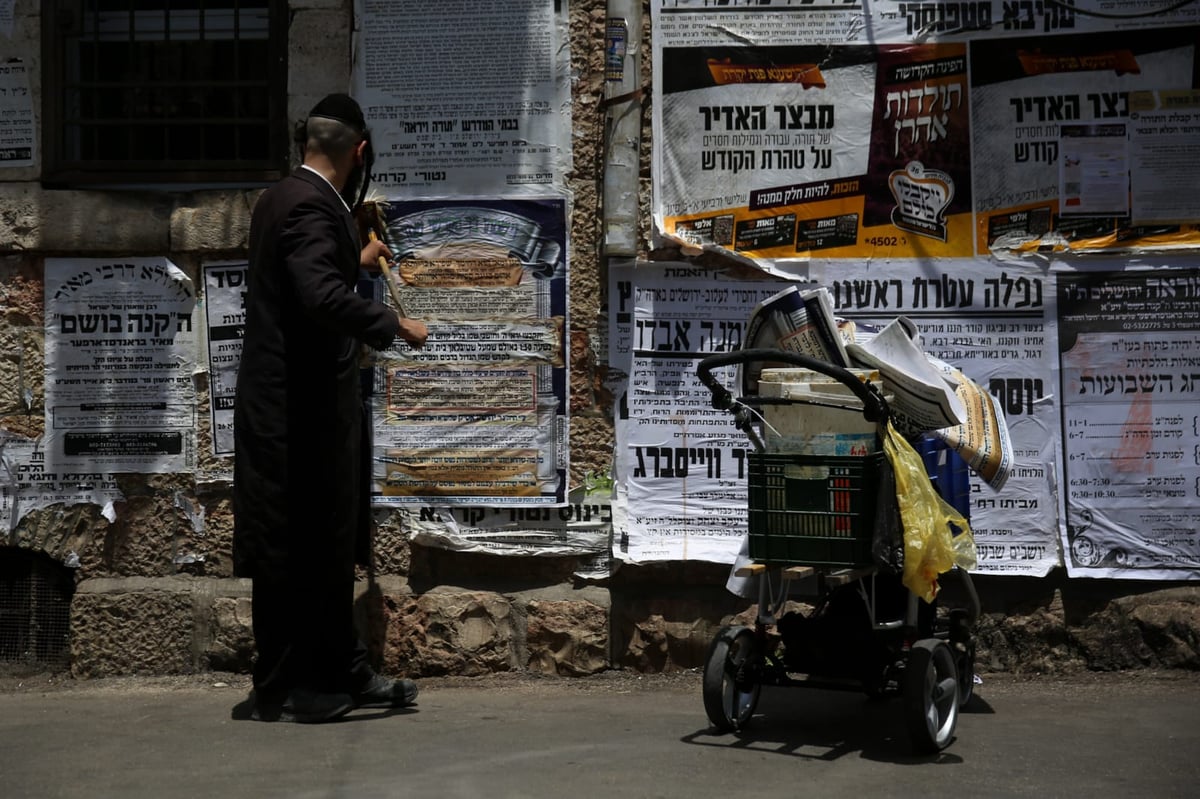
[
  {"xmin": 565, "ymin": 414, "xmax": 615, "ymax": 491},
  {"xmin": 169, "ymin": 191, "xmax": 255, "ymax": 252},
  {"xmin": 204, "ymin": 595, "xmax": 255, "ymax": 673},
  {"xmin": 0, "ymin": 325, "xmax": 42, "ymax": 415},
  {"xmin": 194, "ymin": 492, "xmax": 235, "ymax": 579},
  {"xmin": 93, "ymin": 489, "xmax": 190, "ymax": 578},
  {"xmin": 1113, "ymin": 587, "xmax": 1200, "ymax": 669},
  {"xmin": 380, "ymin": 589, "xmax": 516, "ymax": 677},
  {"xmin": 569, "ymin": 324, "xmax": 596, "ymax": 414},
  {"xmin": 615, "ymin": 597, "xmax": 743, "ymax": 672},
  {"xmin": 288, "ymin": 8, "xmax": 353, "ymax": 122},
  {"xmin": 70, "ymin": 586, "xmax": 194, "ymax": 677},
  {"xmin": 525, "ymin": 598, "xmax": 608, "ymax": 676},
  {"xmin": 370, "ymin": 513, "xmax": 413, "ymax": 578},
  {"xmin": 974, "ymin": 590, "xmax": 1087, "ymax": 674},
  {"xmin": 0, "ymin": 186, "xmax": 171, "ymax": 252}
]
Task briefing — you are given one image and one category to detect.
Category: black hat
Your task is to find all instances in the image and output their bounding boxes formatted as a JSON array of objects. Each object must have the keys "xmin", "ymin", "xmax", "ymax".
[{"xmin": 308, "ymin": 93, "xmax": 366, "ymax": 135}]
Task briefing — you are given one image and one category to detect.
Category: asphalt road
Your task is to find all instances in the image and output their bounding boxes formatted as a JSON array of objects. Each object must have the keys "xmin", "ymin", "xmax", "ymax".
[{"xmin": 1, "ymin": 669, "xmax": 1197, "ymax": 799}]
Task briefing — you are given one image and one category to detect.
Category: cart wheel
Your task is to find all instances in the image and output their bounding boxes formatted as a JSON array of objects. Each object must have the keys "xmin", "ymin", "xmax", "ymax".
[
  {"xmin": 903, "ymin": 639, "xmax": 960, "ymax": 753},
  {"xmin": 948, "ymin": 609, "xmax": 976, "ymax": 709},
  {"xmin": 702, "ymin": 626, "xmax": 761, "ymax": 733}
]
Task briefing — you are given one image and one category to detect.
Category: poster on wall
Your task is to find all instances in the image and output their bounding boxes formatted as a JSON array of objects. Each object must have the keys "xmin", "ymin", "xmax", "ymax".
[
  {"xmin": 0, "ymin": 433, "xmax": 121, "ymax": 534},
  {"xmin": 610, "ymin": 259, "xmax": 1060, "ymax": 575},
  {"xmin": 43, "ymin": 258, "xmax": 198, "ymax": 473},
  {"xmin": 202, "ymin": 261, "xmax": 247, "ymax": 458},
  {"xmin": 653, "ymin": 4, "xmax": 1200, "ymax": 269},
  {"xmin": 370, "ymin": 198, "xmax": 568, "ymax": 506},
  {"xmin": 609, "ymin": 261, "xmax": 797, "ymax": 563},
  {"xmin": 1129, "ymin": 88, "xmax": 1200, "ymax": 225},
  {"xmin": 1055, "ymin": 263, "xmax": 1200, "ymax": 579},
  {"xmin": 401, "ymin": 485, "xmax": 611, "ymax": 563},
  {"xmin": 653, "ymin": 1, "xmax": 1200, "ymax": 49},
  {"xmin": 652, "ymin": 3, "xmax": 975, "ymax": 273},
  {"xmin": 0, "ymin": 58, "xmax": 34, "ymax": 167},
  {"xmin": 971, "ymin": 26, "xmax": 1200, "ymax": 254},
  {"xmin": 831, "ymin": 259, "xmax": 1061, "ymax": 576},
  {"xmin": 1, "ymin": 3, "xmax": 16, "ymax": 39},
  {"xmin": 351, "ymin": 0, "xmax": 572, "ymax": 197}
]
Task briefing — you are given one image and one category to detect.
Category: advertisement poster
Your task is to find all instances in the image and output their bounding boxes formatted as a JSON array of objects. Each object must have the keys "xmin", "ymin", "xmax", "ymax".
[
  {"xmin": 1055, "ymin": 264, "xmax": 1200, "ymax": 579},
  {"xmin": 830, "ymin": 259, "xmax": 1061, "ymax": 576},
  {"xmin": 370, "ymin": 198, "xmax": 568, "ymax": 506},
  {"xmin": 653, "ymin": 5, "xmax": 975, "ymax": 271},
  {"xmin": 0, "ymin": 58, "xmax": 34, "ymax": 167},
  {"xmin": 43, "ymin": 258, "xmax": 198, "ymax": 473},
  {"xmin": 653, "ymin": 1, "xmax": 1200, "ymax": 48},
  {"xmin": 609, "ymin": 259, "xmax": 1060, "ymax": 574},
  {"xmin": 970, "ymin": 26, "xmax": 1200, "ymax": 254},
  {"xmin": 0, "ymin": 433, "xmax": 121, "ymax": 534},
  {"xmin": 352, "ymin": 0, "xmax": 572, "ymax": 197},
  {"xmin": 202, "ymin": 261, "xmax": 247, "ymax": 458},
  {"xmin": 1129, "ymin": 88, "xmax": 1200, "ymax": 225},
  {"xmin": 610, "ymin": 261, "xmax": 795, "ymax": 563}
]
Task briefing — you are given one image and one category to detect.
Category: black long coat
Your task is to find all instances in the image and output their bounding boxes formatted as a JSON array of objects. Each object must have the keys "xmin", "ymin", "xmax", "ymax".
[{"xmin": 232, "ymin": 168, "xmax": 398, "ymax": 580}]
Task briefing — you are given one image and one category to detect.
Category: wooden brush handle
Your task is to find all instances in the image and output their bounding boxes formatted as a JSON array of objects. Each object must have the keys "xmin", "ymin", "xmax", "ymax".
[{"xmin": 368, "ymin": 228, "xmax": 407, "ymax": 318}]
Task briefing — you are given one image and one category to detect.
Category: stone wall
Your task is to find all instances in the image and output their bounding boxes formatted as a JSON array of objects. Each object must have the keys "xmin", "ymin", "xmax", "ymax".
[
  {"xmin": 62, "ymin": 562, "xmax": 1200, "ymax": 678},
  {"xmin": 1, "ymin": 0, "xmax": 1197, "ymax": 682}
]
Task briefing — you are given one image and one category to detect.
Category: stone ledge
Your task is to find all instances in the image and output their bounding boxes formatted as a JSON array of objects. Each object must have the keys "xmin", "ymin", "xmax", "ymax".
[
  {"xmin": 75, "ymin": 576, "xmax": 251, "ymax": 595},
  {"xmin": 68, "ymin": 577, "xmax": 613, "ymax": 680},
  {"xmin": 70, "ymin": 590, "xmax": 194, "ymax": 677},
  {"xmin": 61, "ymin": 576, "xmax": 1200, "ymax": 679},
  {"xmin": 375, "ymin": 585, "xmax": 612, "ymax": 679},
  {"xmin": 71, "ymin": 577, "xmax": 254, "ymax": 677}
]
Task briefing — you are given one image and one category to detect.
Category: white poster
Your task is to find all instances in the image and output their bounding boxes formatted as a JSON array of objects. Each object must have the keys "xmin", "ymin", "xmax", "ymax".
[
  {"xmin": 402, "ymin": 486, "xmax": 611, "ymax": 560},
  {"xmin": 830, "ymin": 258, "xmax": 1062, "ymax": 577},
  {"xmin": 1058, "ymin": 123, "xmax": 1129, "ymax": 217},
  {"xmin": 0, "ymin": 2, "xmax": 15, "ymax": 39},
  {"xmin": 654, "ymin": 1, "xmax": 1198, "ymax": 48},
  {"xmin": 352, "ymin": 0, "xmax": 572, "ymax": 197},
  {"xmin": 1054, "ymin": 262, "xmax": 1200, "ymax": 579},
  {"xmin": 202, "ymin": 261, "xmax": 247, "ymax": 457},
  {"xmin": 611, "ymin": 259, "xmax": 1061, "ymax": 575},
  {"xmin": 1129, "ymin": 89, "xmax": 1200, "ymax": 225},
  {"xmin": 0, "ymin": 58, "xmax": 34, "ymax": 167},
  {"xmin": 43, "ymin": 258, "xmax": 198, "ymax": 473},
  {"xmin": 610, "ymin": 261, "xmax": 797, "ymax": 563},
  {"xmin": 0, "ymin": 433, "xmax": 121, "ymax": 534}
]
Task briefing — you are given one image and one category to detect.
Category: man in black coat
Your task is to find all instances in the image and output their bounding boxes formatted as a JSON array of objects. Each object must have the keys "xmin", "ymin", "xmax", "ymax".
[{"xmin": 233, "ymin": 94, "xmax": 428, "ymax": 723}]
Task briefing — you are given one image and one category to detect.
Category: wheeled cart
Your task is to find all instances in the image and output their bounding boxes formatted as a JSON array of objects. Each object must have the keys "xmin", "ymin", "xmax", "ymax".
[{"xmin": 696, "ymin": 349, "xmax": 980, "ymax": 754}]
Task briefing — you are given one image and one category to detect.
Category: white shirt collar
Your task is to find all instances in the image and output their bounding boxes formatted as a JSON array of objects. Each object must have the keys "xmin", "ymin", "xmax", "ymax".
[{"xmin": 299, "ymin": 164, "xmax": 352, "ymax": 214}]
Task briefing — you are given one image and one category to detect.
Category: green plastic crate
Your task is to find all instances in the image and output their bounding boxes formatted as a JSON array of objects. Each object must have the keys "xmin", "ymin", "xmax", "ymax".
[{"xmin": 746, "ymin": 450, "xmax": 885, "ymax": 567}]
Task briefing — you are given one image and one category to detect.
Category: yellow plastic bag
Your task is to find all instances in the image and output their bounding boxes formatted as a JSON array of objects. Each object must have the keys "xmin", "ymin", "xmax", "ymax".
[{"xmin": 882, "ymin": 421, "xmax": 977, "ymax": 602}]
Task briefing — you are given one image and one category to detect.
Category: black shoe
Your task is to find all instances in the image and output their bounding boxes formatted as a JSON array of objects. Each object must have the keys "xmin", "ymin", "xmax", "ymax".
[
  {"xmin": 252, "ymin": 689, "xmax": 355, "ymax": 723},
  {"xmin": 352, "ymin": 674, "xmax": 419, "ymax": 709}
]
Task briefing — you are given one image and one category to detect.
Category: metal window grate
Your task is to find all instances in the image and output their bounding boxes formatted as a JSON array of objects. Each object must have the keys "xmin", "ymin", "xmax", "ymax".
[
  {"xmin": 45, "ymin": 0, "xmax": 288, "ymax": 183},
  {"xmin": 0, "ymin": 549, "xmax": 75, "ymax": 673},
  {"xmin": 68, "ymin": 1, "xmax": 271, "ymax": 164}
]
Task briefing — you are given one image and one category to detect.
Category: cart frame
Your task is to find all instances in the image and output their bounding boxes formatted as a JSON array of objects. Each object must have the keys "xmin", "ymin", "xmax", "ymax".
[{"xmin": 696, "ymin": 349, "xmax": 980, "ymax": 754}]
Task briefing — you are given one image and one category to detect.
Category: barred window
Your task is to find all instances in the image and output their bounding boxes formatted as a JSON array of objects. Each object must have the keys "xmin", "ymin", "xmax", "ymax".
[
  {"xmin": 0, "ymin": 549, "xmax": 74, "ymax": 673},
  {"xmin": 42, "ymin": 0, "xmax": 288, "ymax": 186}
]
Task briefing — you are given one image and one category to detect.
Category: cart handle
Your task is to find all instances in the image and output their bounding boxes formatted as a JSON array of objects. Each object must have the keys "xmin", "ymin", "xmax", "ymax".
[{"xmin": 696, "ymin": 348, "xmax": 890, "ymax": 425}]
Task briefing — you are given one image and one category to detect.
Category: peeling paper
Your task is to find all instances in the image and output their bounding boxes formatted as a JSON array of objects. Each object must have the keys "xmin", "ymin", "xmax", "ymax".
[{"xmin": 174, "ymin": 491, "xmax": 205, "ymax": 534}]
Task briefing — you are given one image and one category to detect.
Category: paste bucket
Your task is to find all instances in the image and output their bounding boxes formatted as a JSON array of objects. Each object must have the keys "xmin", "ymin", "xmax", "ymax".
[{"xmin": 758, "ymin": 367, "xmax": 886, "ymax": 455}]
